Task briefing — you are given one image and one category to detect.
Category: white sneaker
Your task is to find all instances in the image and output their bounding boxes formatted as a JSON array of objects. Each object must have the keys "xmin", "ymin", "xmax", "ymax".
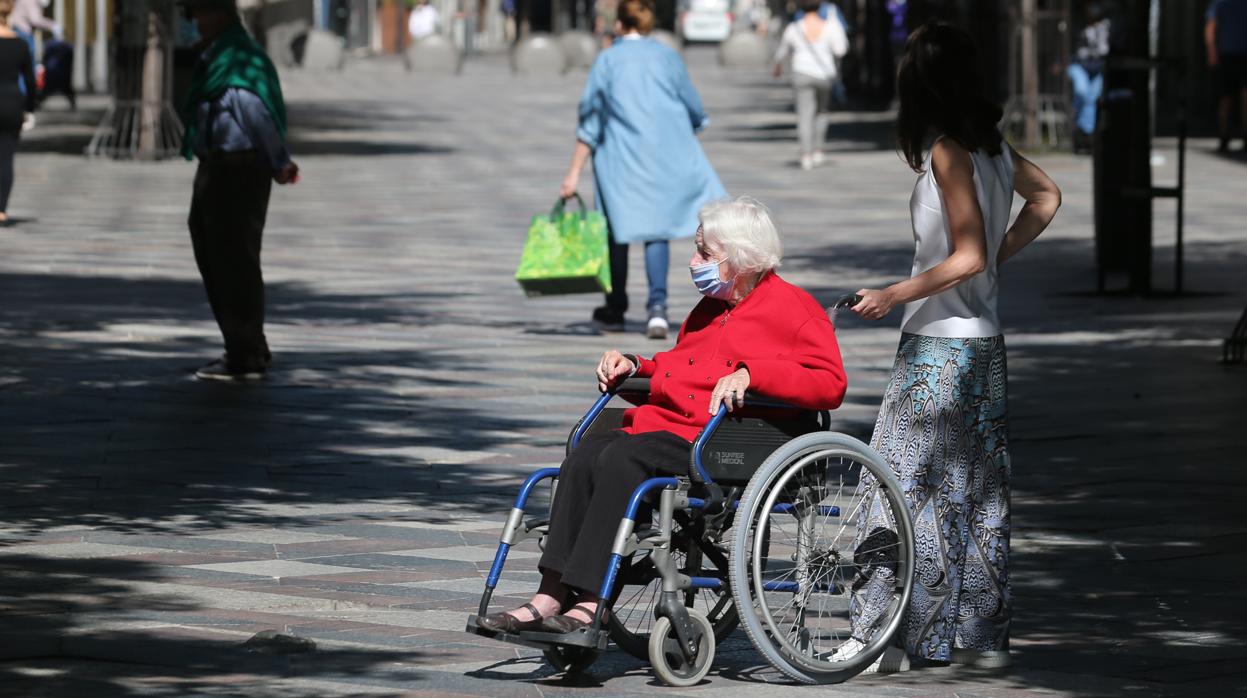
[
  {"xmin": 860, "ymin": 646, "xmax": 910, "ymax": 674},
  {"xmin": 800, "ymin": 154, "xmax": 814, "ymax": 171},
  {"xmin": 830, "ymin": 638, "xmax": 865, "ymax": 662},
  {"xmin": 646, "ymin": 315, "xmax": 669, "ymax": 339},
  {"xmin": 951, "ymin": 648, "xmax": 1012, "ymax": 669},
  {"xmin": 812, "ymin": 150, "xmax": 826, "ymax": 167}
]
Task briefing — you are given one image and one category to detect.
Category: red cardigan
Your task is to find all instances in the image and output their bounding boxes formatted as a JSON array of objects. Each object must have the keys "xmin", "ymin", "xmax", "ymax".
[{"xmin": 623, "ymin": 271, "xmax": 847, "ymax": 442}]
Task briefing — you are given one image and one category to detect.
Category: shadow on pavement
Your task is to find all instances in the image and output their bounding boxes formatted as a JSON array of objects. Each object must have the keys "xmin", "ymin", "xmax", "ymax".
[
  {"xmin": 15, "ymin": 99, "xmax": 455, "ymax": 158},
  {"xmin": 0, "ymin": 271, "xmax": 535, "ymax": 537},
  {"xmin": 0, "ymin": 555, "xmax": 425, "ymax": 697}
]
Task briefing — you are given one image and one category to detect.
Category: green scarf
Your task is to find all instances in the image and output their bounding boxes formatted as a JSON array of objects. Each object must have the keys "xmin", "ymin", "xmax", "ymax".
[{"xmin": 181, "ymin": 23, "xmax": 288, "ymax": 160}]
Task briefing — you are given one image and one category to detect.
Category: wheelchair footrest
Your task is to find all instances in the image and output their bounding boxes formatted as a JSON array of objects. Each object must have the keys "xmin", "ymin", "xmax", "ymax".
[{"xmin": 465, "ymin": 615, "xmax": 610, "ymax": 652}]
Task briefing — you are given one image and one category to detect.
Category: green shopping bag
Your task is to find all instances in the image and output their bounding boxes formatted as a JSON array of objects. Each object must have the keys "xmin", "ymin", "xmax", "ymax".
[{"xmin": 515, "ymin": 194, "xmax": 612, "ymax": 297}]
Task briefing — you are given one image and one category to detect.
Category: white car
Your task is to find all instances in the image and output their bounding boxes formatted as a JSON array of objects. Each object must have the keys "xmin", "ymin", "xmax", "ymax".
[{"xmin": 679, "ymin": 0, "xmax": 733, "ymax": 43}]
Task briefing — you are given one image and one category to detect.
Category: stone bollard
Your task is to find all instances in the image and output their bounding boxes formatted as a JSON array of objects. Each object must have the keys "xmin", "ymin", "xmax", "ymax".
[
  {"xmin": 650, "ymin": 29, "xmax": 682, "ymax": 52},
  {"xmin": 718, "ymin": 32, "xmax": 769, "ymax": 68},
  {"xmin": 512, "ymin": 33, "xmax": 568, "ymax": 75},
  {"xmin": 301, "ymin": 29, "xmax": 345, "ymax": 70},
  {"xmin": 265, "ymin": 20, "xmax": 309, "ymax": 68},
  {"xmin": 560, "ymin": 30, "xmax": 599, "ymax": 70},
  {"xmin": 408, "ymin": 34, "xmax": 461, "ymax": 74}
]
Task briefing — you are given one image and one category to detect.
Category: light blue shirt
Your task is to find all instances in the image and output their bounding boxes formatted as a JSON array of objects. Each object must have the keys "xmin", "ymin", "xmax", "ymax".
[
  {"xmin": 194, "ymin": 87, "xmax": 291, "ymax": 171},
  {"xmin": 577, "ymin": 36, "xmax": 726, "ymax": 244}
]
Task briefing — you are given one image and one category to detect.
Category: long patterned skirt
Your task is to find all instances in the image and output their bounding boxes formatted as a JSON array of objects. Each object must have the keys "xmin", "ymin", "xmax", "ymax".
[{"xmin": 852, "ymin": 333, "xmax": 1011, "ymax": 661}]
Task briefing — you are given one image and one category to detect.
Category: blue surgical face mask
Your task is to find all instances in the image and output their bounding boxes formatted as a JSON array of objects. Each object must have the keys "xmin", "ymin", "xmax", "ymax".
[{"xmin": 690, "ymin": 258, "xmax": 736, "ymax": 299}]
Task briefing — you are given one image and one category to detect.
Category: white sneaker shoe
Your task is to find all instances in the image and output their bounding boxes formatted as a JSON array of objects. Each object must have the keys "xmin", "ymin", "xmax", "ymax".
[
  {"xmin": 811, "ymin": 150, "xmax": 826, "ymax": 167},
  {"xmin": 830, "ymin": 640, "xmax": 908, "ymax": 674},
  {"xmin": 646, "ymin": 315, "xmax": 669, "ymax": 339},
  {"xmin": 830, "ymin": 638, "xmax": 865, "ymax": 662},
  {"xmin": 860, "ymin": 646, "xmax": 910, "ymax": 674},
  {"xmin": 799, "ymin": 154, "xmax": 815, "ymax": 171}
]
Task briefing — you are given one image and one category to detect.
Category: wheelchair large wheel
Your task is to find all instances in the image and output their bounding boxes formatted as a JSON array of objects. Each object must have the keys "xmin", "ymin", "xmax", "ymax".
[
  {"xmin": 729, "ymin": 432, "xmax": 915, "ymax": 684},
  {"xmin": 607, "ymin": 511, "xmax": 739, "ymax": 660}
]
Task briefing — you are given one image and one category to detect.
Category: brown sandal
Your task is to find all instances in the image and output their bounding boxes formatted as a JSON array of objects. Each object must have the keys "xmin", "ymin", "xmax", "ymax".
[
  {"xmin": 541, "ymin": 602, "xmax": 609, "ymax": 634},
  {"xmin": 478, "ymin": 602, "xmax": 547, "ymax": 634}
]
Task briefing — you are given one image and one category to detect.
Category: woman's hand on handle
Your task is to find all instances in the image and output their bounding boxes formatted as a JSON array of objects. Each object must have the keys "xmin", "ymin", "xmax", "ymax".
[
  {"xmin": 597, "ymin": 350, "xmax": 634, "ymax": 393},
  {"xmin": 710, "ymin": 367, "xmax": 751, "ymax": 415},
  {"xmin": 850, "ymin": 288, "xmax": 897, "ymax": 321},
  {"xmin": 559, "ymin": 168, "xmax": 580, "ymax": 199}
]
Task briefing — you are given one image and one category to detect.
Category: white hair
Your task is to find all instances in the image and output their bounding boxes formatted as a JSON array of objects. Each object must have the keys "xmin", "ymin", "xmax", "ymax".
[{"xmin": 698, "ymin": 196, "xmax": 783, "ymax": 274}]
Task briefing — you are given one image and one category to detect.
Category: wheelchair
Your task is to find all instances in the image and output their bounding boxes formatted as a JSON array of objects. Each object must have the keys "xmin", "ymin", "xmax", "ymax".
[{"xmin": 466, "ymin": 319, "xmax": 916, "ymax": 686}]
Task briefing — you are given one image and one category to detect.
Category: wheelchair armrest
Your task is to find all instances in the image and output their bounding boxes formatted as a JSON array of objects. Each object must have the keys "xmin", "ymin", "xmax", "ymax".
[
  {"xmin": 739, "ymin": 390, "xmax": 800, "ymax": 411},
  {"xmin": 615, "ymin": 377, "xmax": 650, "ymax": 407}
]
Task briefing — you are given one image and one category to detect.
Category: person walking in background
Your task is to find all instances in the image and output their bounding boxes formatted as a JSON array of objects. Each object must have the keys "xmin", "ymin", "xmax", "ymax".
[
  {"xmin": 772, "ymin": 0, "xmax": 848, "ymax": 170},
  {"xmin": 408, "ymin": 0, "xmax": 440, "ymax": 41},
  {"xmin": 1067, "ymin": 3, "xmax": 1110, "ymax": 153},
  {"xmin": 1206, "ymin": 0, "xmax": 1247, "ymax": 152},
  {"xmin": 8, "ymin": 0, "xmax": 55, "ymax": 59},
  {"xmin": 181, "ymin": 0, "xmax": 298, "ymax": 382},
  {"xmin": 37, "ymin": 32, "xmax": 72, "ymax": 109},
  {"xmin": 845, "ymin": 23, "xmax": 1060, "ymax": 673},
  {"xmin": 0, "ymin": 0, "xmax": 35, "ymax": 226},
  {"xmin": 560, "ymin": 0, "xmax": 725, "ymax": 340}
]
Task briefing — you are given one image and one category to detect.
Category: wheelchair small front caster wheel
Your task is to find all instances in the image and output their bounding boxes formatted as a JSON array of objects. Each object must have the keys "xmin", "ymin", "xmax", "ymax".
[
  {"xmin": 648, "ymin": 607, "xmax": 715, "ymax": 687},
  {"xmin": 543, "ymin": 645, "xmax": 598, "ymax": 674}
]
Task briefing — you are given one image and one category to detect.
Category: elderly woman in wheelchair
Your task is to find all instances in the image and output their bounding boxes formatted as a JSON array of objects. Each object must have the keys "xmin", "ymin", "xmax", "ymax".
[{"xmin": 469, "ymin": 197, "xmax": 916, "ymax": 686}]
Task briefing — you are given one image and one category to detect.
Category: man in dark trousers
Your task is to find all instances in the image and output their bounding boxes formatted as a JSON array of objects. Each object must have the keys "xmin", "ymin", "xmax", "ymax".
[{"xmin": 181, "ymin": 0, "xmax": 298, "ymax": 382}]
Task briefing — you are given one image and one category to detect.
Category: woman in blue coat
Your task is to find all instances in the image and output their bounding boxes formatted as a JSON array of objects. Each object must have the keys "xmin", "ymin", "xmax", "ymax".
[{"xmin": 559, "ymin": 0, "xmax": 726, "ymax": 339}]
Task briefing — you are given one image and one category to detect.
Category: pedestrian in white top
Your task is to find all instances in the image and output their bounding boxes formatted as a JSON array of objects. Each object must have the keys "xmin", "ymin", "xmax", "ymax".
[
  {"xmin": 844, "ymin": 22, "xmax": 1061, "ymax": 674},
  {"xmin": 408, "ymin": 0, "xmax": 439, "ymax": 41},
  {"xmin": 771, "ymin": 0, "xmax": 847, "ymax": 170}
]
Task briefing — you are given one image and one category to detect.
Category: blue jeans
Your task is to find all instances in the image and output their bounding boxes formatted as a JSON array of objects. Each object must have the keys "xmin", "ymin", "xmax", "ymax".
[
  {"xmin": 605, "ymin": 235, "xmax": 669, "ymax": 313},
  {"xmin": 14, "ymin": 30, "xmax": 33, "ymax": 97},
  {"xmin": 1067, "ymin": 63, "xmax": 1103, "ymax": 136}
]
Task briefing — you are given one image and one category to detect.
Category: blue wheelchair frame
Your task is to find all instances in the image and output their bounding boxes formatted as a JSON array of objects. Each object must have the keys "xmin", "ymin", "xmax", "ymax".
[{"xmin": 465, "ymin": 382, "xmax": 835, "ymax": 661}]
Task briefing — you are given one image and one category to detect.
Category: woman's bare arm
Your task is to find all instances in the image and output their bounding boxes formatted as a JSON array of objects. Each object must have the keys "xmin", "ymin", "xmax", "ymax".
[
  {"xmin": 997, "ymin": 147, "xmax": 1061, "ymax": 266},
  {"xmin": 854, "ymin": 140, "xmax": 988, "ymax": 319},
  {"xmin": 560, "ymin": 140, "xmax": 593, "ymax": 199}
]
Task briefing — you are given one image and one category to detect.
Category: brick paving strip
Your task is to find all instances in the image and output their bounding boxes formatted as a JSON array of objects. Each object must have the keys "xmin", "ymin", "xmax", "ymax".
[{"xmin": 0, "ymin": 49, "xmax": 1245, "ymax": 696}]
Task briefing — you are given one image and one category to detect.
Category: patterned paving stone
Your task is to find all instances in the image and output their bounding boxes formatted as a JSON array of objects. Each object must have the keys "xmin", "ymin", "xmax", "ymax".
[
  {"xmin": 186, "ymin": 560, "xmax": 376, "ymax": 578},
  {"xmin": 192, "ymin": 529, "xmax": 352, "ymax": 544}
]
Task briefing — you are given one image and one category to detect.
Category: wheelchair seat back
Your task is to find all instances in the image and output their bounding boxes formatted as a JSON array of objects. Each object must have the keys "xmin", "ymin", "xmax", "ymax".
[{"xmin": 698, "ymin": 412, "xmax": 828, "ymax": 484}]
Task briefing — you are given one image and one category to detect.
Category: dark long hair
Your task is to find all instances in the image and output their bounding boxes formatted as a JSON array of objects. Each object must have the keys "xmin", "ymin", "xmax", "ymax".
[{"xmin": 896, "ymin": 22, "xmax": 1003, "ymax": 172}]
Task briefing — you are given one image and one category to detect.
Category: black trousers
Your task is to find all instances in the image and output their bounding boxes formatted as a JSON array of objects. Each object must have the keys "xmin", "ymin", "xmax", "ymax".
[
  {"xmin": 0, "ymin": 132, "xmax": 16, "ymax": 213},
  {"xmin": 188, "ymin": 154, "xmax": 273, "ymax": 367},
  {"xmin": 539, "ymin": 429, "xmax": 691, "ymax": 594}
]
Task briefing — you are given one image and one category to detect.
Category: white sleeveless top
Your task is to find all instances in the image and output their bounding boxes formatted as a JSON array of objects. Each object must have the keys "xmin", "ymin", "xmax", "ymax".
[{"xmin": 900, "ymin": 140, "xmax": 1015, "ymax": 338}]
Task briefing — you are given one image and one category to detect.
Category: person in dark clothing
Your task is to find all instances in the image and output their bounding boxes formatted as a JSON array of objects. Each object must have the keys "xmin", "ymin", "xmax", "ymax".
[
  {"xmin": 180, "ymin": 0, "xmax": 298, "ymax": 382},
  {"xmin": 0, "ymin": 0, "xmax": 35, "ymax": 225},
  {"xmin": 38, "ymin": 38, "xmax": 75, "ymax": 110},
  {"xmin": 1207, "ymin": 0, "xmax": 1247, "ymax": 152}
]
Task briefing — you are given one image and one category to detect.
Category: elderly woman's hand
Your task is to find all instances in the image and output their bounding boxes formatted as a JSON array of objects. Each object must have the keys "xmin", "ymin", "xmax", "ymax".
[
  {"xmin": 597, "ymin": 350, "xmax": 635, "ymax": 393},
  {"xmin": 851, "ymin": 288, "xmax": 897, "ymax": 321},
  {"xmin": 710, "ymin": 367, "xmax": 750, "ymax": 415}
]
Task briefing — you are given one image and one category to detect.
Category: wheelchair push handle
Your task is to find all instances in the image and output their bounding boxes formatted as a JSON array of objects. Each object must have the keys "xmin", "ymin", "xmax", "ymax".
[{"xmin": 832, "ymin": 292, "xmax": 862, "ymax": 310}]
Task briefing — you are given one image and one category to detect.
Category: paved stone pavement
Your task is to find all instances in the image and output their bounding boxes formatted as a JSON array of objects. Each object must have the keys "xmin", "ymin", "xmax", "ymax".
[{"xmin": 1, "ymin": 48, "xmax": 1245, "ymax": 697}]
